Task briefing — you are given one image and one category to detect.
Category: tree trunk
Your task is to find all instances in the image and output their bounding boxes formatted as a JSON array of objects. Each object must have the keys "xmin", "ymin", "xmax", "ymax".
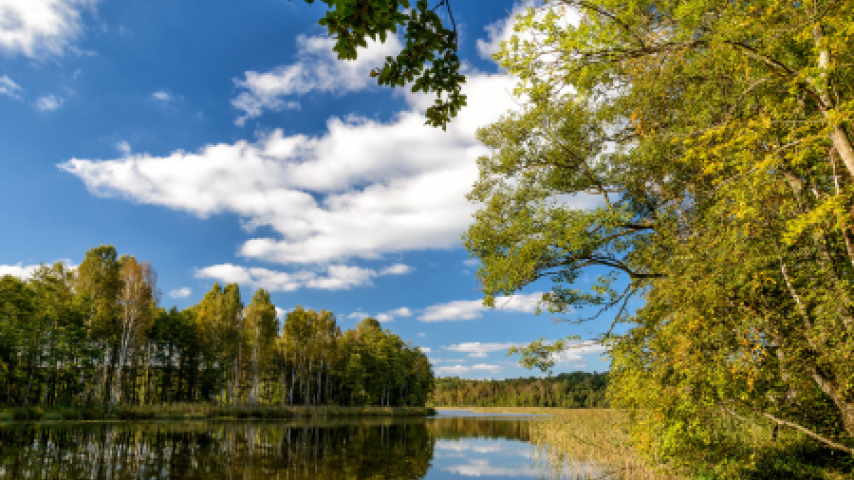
[{"xmin": 813, "ymin": 22, "xmax": 854, "ymax": 179}]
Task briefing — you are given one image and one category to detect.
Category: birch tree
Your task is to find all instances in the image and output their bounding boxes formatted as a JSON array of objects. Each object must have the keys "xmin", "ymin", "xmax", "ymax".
[{"xmin": 111, "ymin": 257, "xmax": 158, "ymax": 406}]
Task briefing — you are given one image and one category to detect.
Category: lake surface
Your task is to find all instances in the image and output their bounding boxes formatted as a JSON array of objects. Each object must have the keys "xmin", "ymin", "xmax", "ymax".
[{"xmin": 0, "ymin": 410, "xmax": 601, "ymax": 479}]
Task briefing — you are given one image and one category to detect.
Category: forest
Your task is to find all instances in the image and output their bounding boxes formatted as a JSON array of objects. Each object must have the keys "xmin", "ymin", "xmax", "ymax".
[
  {"xmin": 0, "ymin": 245, "xmax": 434, "ymax": 408},
  {"xmin": 432, "ymin": 372, "xmax": 609, "ymax": 408}
]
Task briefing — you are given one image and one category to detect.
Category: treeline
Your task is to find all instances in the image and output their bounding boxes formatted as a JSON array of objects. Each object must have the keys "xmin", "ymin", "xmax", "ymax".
[
  {"xmin": 432, "ymin": 372, "xmax": 608, "ymax": 408},
  {"xmin": 0, "ymin": 245, "xmax": 433, "ymax": 408}
]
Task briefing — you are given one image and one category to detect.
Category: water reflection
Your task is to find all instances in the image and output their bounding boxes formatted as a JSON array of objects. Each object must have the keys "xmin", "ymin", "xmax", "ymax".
[{"xmin": 0, "ymin": 416, "xmax": 566, "ymax": 480}]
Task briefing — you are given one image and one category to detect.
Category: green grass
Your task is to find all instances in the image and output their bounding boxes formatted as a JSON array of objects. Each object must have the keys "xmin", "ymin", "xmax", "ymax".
[{"xmin": 0, "ymin": 404, "xmax": 436, "ymax": 423}]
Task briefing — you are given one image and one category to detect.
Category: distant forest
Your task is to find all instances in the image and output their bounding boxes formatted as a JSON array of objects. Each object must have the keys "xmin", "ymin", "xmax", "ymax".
[
  {"xmin": 0, "ymin": 245, "xmax": 434, "ymax": 408},
  {"xmin": 432, "ymin": 372, "xmax": 609, "ymax": 408}
]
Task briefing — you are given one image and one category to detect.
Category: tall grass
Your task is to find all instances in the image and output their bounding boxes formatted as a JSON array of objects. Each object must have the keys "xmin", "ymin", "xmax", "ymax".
[
  {"xmin": 455, "ymin": 406, "xmax": 853, "ymax": 480},
  {"xmin": 0, "ymin": 404, "xmax": 436, "ymax": 422},
  {"xmin": 530, "ymin": 409, "xmax": 684, "ymax": 480}
]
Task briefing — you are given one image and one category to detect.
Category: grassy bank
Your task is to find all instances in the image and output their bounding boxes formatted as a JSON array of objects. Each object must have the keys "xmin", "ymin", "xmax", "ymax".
[
  {"xmin": 453, "ymin": 407, "xmax": 852, "ymax": 480},
  {"xmin": 0, "ymin": 404, "xmax": 436, "ymax": 423}
]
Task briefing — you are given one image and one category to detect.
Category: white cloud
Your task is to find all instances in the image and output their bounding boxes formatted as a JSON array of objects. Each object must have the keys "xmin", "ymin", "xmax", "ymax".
[
  {"xmin": 0, "ymin": 260, "xmax": 77, "ymax": 279},
  {"xmin": 435, "ymin": 365, "xmax": 470, "ymax": 376},
  {"xmin": 0, "ymin": 0, "xmax": 101, "ymax": 57},
  {"xmin": 115, "ymin": 140, "xmax": 131, "ymax": 155},
  {"xmin": 0, "ymin": 263, "xmax": 41, "ymax": 279},
  {"xmin": 418, "ymin": 292, "xmax": 543, "ymax": 322},
  {"xmin": 472, "ymin": 364, "xmax": 501, "ymax": 372},
  {"xmin": 61, "ymin": 72, "xmax": 521, "ymax": 267},
  {"xmin": 438, "ymin": 339, "xmax": 607, "ymax": 364},
  {"xmin": 380, "ymin": 263, "xmax": 413, "ymax": 275},
  {"xmin": 195, "ymin": 263, "xmax": 399, "ymax": 292},
  {"xmin": 151, "ymin": 90, "xmax": 171, "ymax": 101},
  {"xmin": 476, "ymin": 3, "xmax": 528, "ymax": 60},
  {"xmin": 275, "ymin": 306, "xmax": 286, "ymax": 320},
  {"xmin": 357, "ymin": 305, "xmax": 413, "ymax": 323},
  {"xmin": 0, "ymin": 75, "xmax": 22, "ymax": 100},
  {"xmin": 388, "ymin": 307, "xmax": 412, "ymax": 317},
  {"xmin": 348, "ymin": 311, "xmax": 370, "ymax": 320},
  {"xmin": 442, "ymin": 342, "xmax": 521, "ymax": 358},
  {"xmin": 549, "ymin": 341, "xmax": 609, "ymax": 365},
  {"xmin": 435, "ymin": 363, "xmax": 502, "ymax": 376},
  {"xmin": 36, "ymin": 94, "xmax": 63, "ymax": 111},
  {"xmin": 231, "ymin": 34, "xmax": 403, "ymax": 126},
  {"xmin": 418, "ymin": 332, "xmax": 426, "ymax": 337},
  {"xmin": 169, "ymin": 287, "xmax": 192, "ymax": 299},
  {"xmin": 417, "ymin": 347, "xmax": 431, "ymax": 353},
  {"xmin": 462, "ymin": 259, "xmax": 479, "ymax": 267},
  {"xmin": 476, "ymin": 2, "xmax": 581, "ymax": 63}
]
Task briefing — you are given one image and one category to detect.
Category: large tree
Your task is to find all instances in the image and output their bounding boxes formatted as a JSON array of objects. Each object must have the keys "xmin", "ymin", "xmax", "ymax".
[
  {"xmin": 112, "ymin": 257, "xmax": 158, "ymax": 405},
  {"xmin": 465, "ymin": 0, "xmax": 854, "ymax": 460}
]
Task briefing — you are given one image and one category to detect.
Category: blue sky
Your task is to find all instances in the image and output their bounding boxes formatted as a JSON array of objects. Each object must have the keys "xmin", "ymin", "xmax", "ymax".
[{"xmin": 0, "ymin": 0, "xmax": 618, "ymax": 378}]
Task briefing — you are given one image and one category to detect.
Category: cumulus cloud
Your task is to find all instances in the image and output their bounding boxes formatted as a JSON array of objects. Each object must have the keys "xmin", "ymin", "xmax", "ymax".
[
  {"xmin": 356, "ymin": 306, "xmax": 413, "ymax": 323},
  {"xmin": 438, "ymin": 339, "xmax": 607, "ymax": 366},
  {"xmin": 388, "ymin": 307, "xmax": 412, "ymax": 317},
  {"xmin": 418, "ymin": 292, "xmax": 543, "ymax": 322},
  {"xmin": 194, "ymin": 263, "xmax": 409, "ymax": 292},
  {"xmin": 348, "ymin": 311, "xmax": 370, "ymax": 320},
  {"xmin": 442, "ymin": 341, "xmax": 521, "ymax": 358},
  {"xmin": 61, "ymin": 72, "xmax": 521, "ymax": 267},
  {"xmin": 435, "ymin": 364, "xmax": 502, "ymax": 376},
  {"xmin": 0, "ymin": 75, "xmax": 22, "ymax": 100},
  {"xmin": 0, "ymin": 263, "xmax": 41, "ymax": 279},
  {"xmin": 417, "ymin": 347, "xmax": 431, "ymax": 353},
  {"xmin": 168, "ymin": 287, "xmax": 192, "ymax": 299},
  {"xmin": 380, "ymin": 263, "xmax": 413, "ymax": 275},
  {"xmin": 231, "ymin": 34, "xmax": 403, "ymax": 125},
  {"xmin": 115, "ymin": 140, "xmax": 131, "ymax": 155},
  {"xmin": 36, "ymin": 94, "xmax": 63, "ymax": 111},
  {"xmin": 0, "ymin": 260, "xmax": 77, "ymax": 279},
  {"xmin": 462, "ymin": 259, "xmax": 479, "ymax": 267},
  {"xmin": 151, "ymin": 90, "xmax": 171, "ymax": 101},
  {"xmin": 549, "ymin": 341, "xmax": 609, "ymax": 365},
  {"xmin": 0, "ymin": 0, "xmax": 101, "ymax": 57},
  {"xmin": 476, "ymin": 2, "xmax": 581, "ymax": 61}
]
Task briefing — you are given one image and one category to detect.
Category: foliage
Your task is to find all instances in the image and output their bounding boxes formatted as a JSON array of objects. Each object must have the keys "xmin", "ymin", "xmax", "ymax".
[
  {"xmin": 297, "ymin": 0, "xmax": 465, "ymax": 129},
  {"xmin": 452, "ymin": 0, "xmax": 854, "ymax": 467},
  {"xmin": 0, "ymin": 245, "xmax": 434, "ymax": 409},
  {"xmin": 433, "ymin": 372, "xmax": 608, "ymax": 408}
]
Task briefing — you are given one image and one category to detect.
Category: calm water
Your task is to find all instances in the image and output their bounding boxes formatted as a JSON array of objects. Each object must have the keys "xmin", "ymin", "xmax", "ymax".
[{"xmin": 0, "ymin": 411, "xmax": 594, "ymax": 480}]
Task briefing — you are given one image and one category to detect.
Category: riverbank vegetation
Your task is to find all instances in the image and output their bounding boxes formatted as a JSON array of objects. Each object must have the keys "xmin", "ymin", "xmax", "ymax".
[
  {"xmin": 0, "ymin": 245, "xmax": 434, "ymax": 409},
  {"xmin": 432, "ymin": 372, "xmax": 608, "ymax": 408},
  {"xmin": 0, "ymin": 404, "xmax": 435, "ymax": 422}
]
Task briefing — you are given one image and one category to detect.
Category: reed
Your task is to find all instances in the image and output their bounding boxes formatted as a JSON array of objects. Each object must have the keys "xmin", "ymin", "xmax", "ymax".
[
  {"xmin": 460, "ymin": 407, "xmax": 852, "ymax": 480},
  {"xmin": 529, "ymin": 408, "xmax": 685, "ymax": 480}
]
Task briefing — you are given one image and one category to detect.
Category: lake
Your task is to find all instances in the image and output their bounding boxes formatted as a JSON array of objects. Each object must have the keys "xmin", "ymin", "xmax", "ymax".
[
  {"xmin": 0, "ymin": 409, "xmax": 606, "ymax": 479},
  {"xmin": 0, "ymin": 411, "xmax": 616, "ymax": 480}
]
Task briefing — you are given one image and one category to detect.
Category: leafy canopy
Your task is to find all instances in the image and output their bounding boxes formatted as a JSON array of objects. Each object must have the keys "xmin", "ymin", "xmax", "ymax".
[{"xmin": 298, "ymin": 0, "xmax": 465, "ymax": 129}]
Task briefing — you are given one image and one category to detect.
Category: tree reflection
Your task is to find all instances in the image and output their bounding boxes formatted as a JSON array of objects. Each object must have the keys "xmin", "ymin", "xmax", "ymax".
[
  {"xmin": 0, "ymin": 422, "xmax": 429, "ymax": 480},
  {"xmin": 0, "ymin": 417, "xmax": 533, "ymax": 479}
]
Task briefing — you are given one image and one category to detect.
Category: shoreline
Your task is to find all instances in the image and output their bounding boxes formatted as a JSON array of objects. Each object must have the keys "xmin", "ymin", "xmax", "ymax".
[{"xmin": 0, "ymin": 404, "xmax": 436, "ymax": 424}]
